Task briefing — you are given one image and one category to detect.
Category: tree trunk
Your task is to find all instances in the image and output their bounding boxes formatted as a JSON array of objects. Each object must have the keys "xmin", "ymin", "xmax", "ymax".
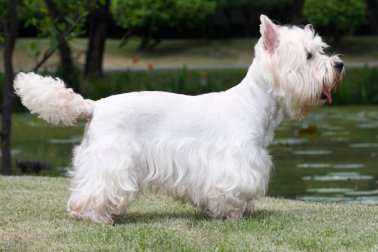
[
  {"xmin": 1, "ymin": 0, "xmax": 18, "ymax": 175},
  {"xmin": 57, "ymin": 40, "xmax": 79, "ymax": 92},
  {"xmin": 44, "ymin": 0, "xmax": 79, "ymax": 92},
  {"xmin": 84, "ymin": 0, "xmax": 110, "ymax": 79}
]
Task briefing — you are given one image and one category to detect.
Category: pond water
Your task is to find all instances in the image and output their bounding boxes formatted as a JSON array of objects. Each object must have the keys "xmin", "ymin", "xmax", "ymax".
[
  {"xmin": 9, "ymin": 106, "xmax": 378, "ymax": 204},
  {"xmin": 268, "ymin": 106, "xmax": 378, "ymax": 205}
]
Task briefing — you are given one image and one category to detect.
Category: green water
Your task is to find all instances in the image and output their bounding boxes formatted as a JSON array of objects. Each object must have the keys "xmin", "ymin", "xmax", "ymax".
[
  {"xmin": 269, "ymin": 106, "xmax": 378, "ymax": 204},
  {"xmin": 8, "ymin": 106, "xmax": 378, "ymax": 204}
]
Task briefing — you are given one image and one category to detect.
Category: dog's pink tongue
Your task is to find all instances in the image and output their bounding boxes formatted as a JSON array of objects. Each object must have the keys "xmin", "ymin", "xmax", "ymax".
[{"xmin": 322, "ymin": 89, "xmax": 332, "ymax": 104}]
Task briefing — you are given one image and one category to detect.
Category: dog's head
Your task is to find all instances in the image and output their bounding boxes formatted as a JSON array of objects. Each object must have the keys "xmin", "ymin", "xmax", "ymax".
[{"xmin": 253, "ymin": 15, "xmax": 344, "ymax": 119}]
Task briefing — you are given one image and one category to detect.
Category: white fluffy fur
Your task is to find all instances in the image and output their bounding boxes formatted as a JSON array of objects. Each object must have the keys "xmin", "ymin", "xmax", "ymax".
[
  {"xmin": 14, "ymin": 73, "xmax": 94, "ymax": 125},
  {"xmin": 14, "ymin": 15, "xmax": 343, "ymax": 224}
]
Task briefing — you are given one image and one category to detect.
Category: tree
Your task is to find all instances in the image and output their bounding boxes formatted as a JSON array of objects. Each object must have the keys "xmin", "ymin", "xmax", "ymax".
[
  {"xmin": 45, "ymin": 0, "xmax": 78, "ymax": 91},
  {"xmin": 84, "ymin": 0, "xmax": 110, "ymax": 79},
  {"xmin": 111, "ymin": 0, "xmax": 216, "ymax": 50},
  {"xmin": 303, "ymin": 0, "xmax": 366, "ymax": 43},
  {"xmin": 0, "ymin": 0, "xmax": 18, "ymax": 175},
  {"xmin": 23, "ymin": 0, "xmax": 88, "ymax": 91},
  {"xmin": 0, "ymin": 0, "xmax": 87, "ymax": 175}
]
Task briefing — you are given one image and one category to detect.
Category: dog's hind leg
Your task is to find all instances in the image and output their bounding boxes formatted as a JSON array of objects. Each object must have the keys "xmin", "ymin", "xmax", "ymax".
[{"xmin": 67, "ymin": 138, "xmax": 139, "ymax": 224}]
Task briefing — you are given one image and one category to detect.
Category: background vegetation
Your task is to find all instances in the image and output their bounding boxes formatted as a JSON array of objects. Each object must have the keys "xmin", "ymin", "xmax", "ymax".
[
  {"xmin": 111, "ymin": 0, "xmax": 216, "ymax": 49},
  {"xmin": 3, "ymin": 65, "xmax": 377, "ymax": 114},
  {"xmin": 303, "ymin": 0, "xmax": 367, "ymax": 43}
]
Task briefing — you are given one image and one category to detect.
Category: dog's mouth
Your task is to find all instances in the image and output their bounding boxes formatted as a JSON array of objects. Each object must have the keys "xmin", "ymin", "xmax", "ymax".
[
  {"xmin": 320, "ymin": 60, "xmax": 344, "ymax": 104},
  {"xmin": 320, "ymin": 87, "xmax": 332, "ymax": 104},
  {"xmin": 321, "ymin": 72, "xmax": 343, "ymax": 104}
]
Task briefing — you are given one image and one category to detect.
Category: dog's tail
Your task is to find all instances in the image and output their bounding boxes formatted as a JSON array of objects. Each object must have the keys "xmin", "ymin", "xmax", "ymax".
[{"xmin": 14, "ymin": 72, "xmax": 95, "ymax": 126}]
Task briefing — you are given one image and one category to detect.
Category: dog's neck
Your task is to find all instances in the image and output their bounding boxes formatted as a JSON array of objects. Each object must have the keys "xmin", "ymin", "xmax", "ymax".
[{"xmin": 227, "ymin": 60, "xmax": 284, "ymax": 146}]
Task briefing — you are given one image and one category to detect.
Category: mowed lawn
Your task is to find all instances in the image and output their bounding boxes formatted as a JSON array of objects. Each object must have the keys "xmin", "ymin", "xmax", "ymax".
[
  {"xmin": 0, "ymin": 176, "xmax": 377, "ymax": 251},
  {"xmin": 3, "ymin": 36, "xmax": 378, "ymax": 73}
]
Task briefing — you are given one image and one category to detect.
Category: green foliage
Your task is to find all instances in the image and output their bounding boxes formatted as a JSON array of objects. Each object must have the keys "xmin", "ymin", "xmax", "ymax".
[
  {"xmin": 111, "ymin": 0, "xmax": 173, "ymax": 32},
  {"xmin": 174, "ymin": 0, "xmax": 217, "ymax": 28},
  {"xmin": 0, "ymin": 2, "xmax": 4, "ymax": 43},
  {"xmin": 0, "ymin": 0, "xmax": 17, "ymax": 43},
  {"xmin": 17, "ymin": 0, "xmax": 89, "ymax": 68},
  {"xmin": 0, "ymin": 0, "xmax": 9, "ymax": 19},
  {"xmin": 1, "ymin": 0, "xmax": 90, "ymax": 70},
  {"xmin": 22, "ymin": 0, "xmax": 88, "ymax": 39},
  {"xmin": 303, "ymin": 0, "xmax": 366, "ymax": 40},
  {"xmin": 333, "ymin": 66, "xmax": 378, "ymax": 104},
  {"xmin": 217, "ymin": 0, "xmax": 293, "ymax": 8},
  {"xmin": 111, "ymin": 0, "xmax": 216, "ymax": 48}
]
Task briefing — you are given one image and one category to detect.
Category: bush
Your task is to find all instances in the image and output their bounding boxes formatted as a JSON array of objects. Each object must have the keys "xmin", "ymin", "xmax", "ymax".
[
  {"xmin": 302, "ymin": 0, "xmax": 366, "ymax": 43},
  {"xmin": 217, "ymin": 0, "xmax": 292, "ymax": 8},
  {"xmin": 110, "ymin": 0, "xmax": 216, "ymax": 49}
]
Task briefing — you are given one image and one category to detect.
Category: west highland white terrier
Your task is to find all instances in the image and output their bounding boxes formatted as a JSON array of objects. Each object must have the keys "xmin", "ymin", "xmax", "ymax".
[{"xmin": 14, "ymin": 15, "xmax": 344, "ymax": 224}]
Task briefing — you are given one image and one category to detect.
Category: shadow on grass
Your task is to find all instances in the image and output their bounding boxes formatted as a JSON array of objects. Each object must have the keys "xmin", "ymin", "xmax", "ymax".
[
  {"xmin": 114, "ymin": 208, "xmax": 283, "ymax": 225},
  {"xmin": 114, "ymin": 210, "xmax": 209, "ymax": 225}
]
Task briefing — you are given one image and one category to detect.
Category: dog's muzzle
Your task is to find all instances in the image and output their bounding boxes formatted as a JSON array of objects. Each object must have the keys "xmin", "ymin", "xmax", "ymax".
[
  {"xmin": 320, "ymin": 61, "xmax": 344, "ymax": 104},
  {"xmin": 334, "ymin": 61, "xmax": 344, "ymax": 73}
]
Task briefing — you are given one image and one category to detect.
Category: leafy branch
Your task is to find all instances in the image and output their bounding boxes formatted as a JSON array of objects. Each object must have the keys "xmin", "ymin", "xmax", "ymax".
[{"xmin": 32, "ymin": 13, "xmax": 86, "ymax": 72}]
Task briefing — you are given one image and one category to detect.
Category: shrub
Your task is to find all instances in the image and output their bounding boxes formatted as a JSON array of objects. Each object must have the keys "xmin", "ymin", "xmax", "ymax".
[
  {"xmin": 302, "ymin": 0, "xmax": 366, "ymax": 43},
  {"xmin": 110, "ymin": 0, "xmax": 216, "ymax": 49}
]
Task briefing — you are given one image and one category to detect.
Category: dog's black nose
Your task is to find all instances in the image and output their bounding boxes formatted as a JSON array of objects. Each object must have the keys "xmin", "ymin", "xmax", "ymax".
[{"xmin": 334, "ymin": 61, "xmax": 344, "ymax": 72}]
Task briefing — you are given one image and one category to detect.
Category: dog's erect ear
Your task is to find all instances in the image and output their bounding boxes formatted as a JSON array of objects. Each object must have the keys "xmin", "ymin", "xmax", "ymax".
[
  {"xmin": 260, "ymin": 15, "xmax": 279, "ymax": 53},
  {"xmin": 304, "ymin": 24, "xmax": 314, "ymax": 32}
]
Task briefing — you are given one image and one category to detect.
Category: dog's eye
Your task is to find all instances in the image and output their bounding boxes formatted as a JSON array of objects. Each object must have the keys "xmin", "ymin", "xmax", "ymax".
[{"xmin": 307, "ymin": 52, "xmax": 313, "ymax": 60}]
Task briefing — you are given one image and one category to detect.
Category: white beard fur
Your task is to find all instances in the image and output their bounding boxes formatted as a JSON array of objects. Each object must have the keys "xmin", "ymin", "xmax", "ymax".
[{"xmin": 13, "ymin": 15, "xmax": 343, "ymax": 224}]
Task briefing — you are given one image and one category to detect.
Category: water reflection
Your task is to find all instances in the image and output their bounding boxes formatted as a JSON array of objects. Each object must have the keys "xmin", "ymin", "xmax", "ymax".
[
  {"xmin": 293, "ymin": 150, "xmax": 332, "ymax": 155},
  {"xmin": 349, "ymin": 143, "xmax": 378, "ymax": 148},
  {"xmin": 307, "ymin": 188, "xmax": 354, "ymax": 193},
  {"xmin": 303, "ymin": 172, "xmax": 374, "ymax": 181},
  {"xmin": 355, "ymin": 196, "xmax": 378, "ymax": 204},
  {"xmin": 298, "ymin": 163, "xmax": 365, "ymax": 169},
  {"xmin": 333, "ymin": 164, "xmax": 365, "ymax": 169},
  {"xmin": 268, "ymin": 106, "xmax": 378, "ymax": 205},
  {"xmin": 298, "ymin": 163, "xmax": 332, "ymax": 168},
  {"xmin": 345, "ymin": 189, "xmax": 378, "ymax": 196},
  {"xmin": 273, "ymin": 138, "xmax": 308, "ymax": 146},
  {"xmin": 48, "ymin": 136, "xmax": 82, "ymax": 144}
]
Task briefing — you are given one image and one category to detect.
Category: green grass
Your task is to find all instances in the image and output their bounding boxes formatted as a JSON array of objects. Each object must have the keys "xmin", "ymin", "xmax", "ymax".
[
  {"xmin": 1, "ymin": 36, "xmax": 378, "ymax": 72},
  {"xmin": 0, "ymin": 176, "xmax": 377, "ymax": 251}
]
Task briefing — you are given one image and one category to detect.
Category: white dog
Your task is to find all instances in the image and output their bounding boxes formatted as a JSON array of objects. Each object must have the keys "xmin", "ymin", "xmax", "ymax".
[{"xmin": 14, "ymin": 15, "xmax": 343, "ymax": 224}]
